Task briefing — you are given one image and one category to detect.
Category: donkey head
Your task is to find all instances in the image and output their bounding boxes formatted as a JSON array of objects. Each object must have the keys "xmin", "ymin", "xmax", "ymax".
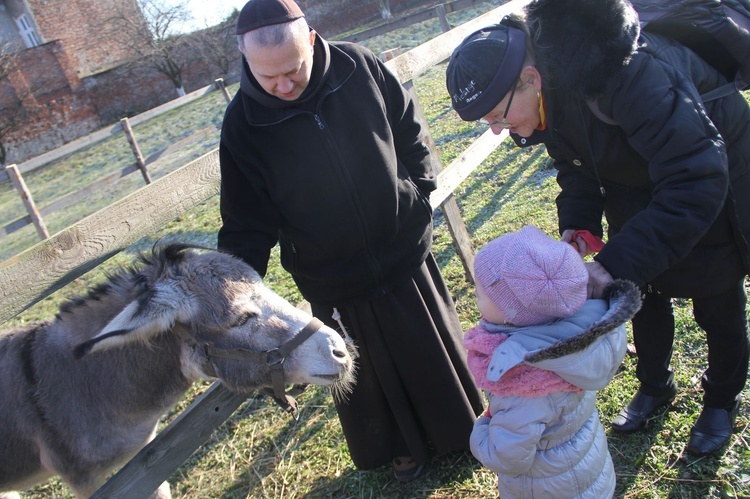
[{"xmin": 74, "ymin": 244, "xmax": 355, "ymax": 398}]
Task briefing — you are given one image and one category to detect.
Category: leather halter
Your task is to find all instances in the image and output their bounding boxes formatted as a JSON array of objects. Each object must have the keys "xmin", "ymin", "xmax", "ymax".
[{"xmin": 202, "ymin": 317, "xmax": 323, "ymax": 419}]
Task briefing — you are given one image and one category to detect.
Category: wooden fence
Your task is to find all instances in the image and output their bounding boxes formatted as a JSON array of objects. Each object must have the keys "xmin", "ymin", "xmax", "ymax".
[
  {"xmin": 338, "ymin": 0, "xmax": 491, "ymax": 44},
  {"xmin": 0, "ymin": 0, "xmax": 529, "ymax": 496},
  {"xmin": 0, "ymin": 78, "xmax": 233, "ymax": 241},
  {"xmin": 0, "ymin": 0, "xmax": 503, "ymax": 246}
]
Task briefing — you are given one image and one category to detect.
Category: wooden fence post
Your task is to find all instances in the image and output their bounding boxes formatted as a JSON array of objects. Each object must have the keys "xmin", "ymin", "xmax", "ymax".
[
  {"xmin": 120, "ymin": 117, "xmax": 152, "ymax": 185},
  {"xmin": 380, "ymin": 48, "xmax": 402, "ymax": 62},
  {"xmin": 5, "ymin": 164, "xmax": 49, "ymax": 240},
  {"xmin": 381, "ymin": 49, "xmax": 475, "ymax": 284},
  {"xmin": 436, "ymin": 4, "xmax": 451, "ymax": 32},
  {"xmin": 215, "ymin": 78, "xmax": 233, "ymax": 103}
]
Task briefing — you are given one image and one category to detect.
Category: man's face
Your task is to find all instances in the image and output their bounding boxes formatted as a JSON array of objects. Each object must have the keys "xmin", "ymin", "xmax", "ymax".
[{"xmin": 244, "ymin": 29, "xmax": 316, "ymax": 101}]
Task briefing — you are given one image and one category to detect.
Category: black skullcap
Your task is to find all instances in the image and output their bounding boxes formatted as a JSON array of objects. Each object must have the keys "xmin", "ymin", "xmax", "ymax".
[
  {"xmin": 236, "ymin": 0, "xmax": 305, "ymax": 35},
  {"xmin": 446, "ymin": 24, "xmax": 526, "ymax": 122}
]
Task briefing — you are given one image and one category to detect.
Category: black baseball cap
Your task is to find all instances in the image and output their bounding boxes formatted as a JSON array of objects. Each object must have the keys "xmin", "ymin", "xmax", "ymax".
[{"xmin": 446, "ymin": 24, "xmax": 526, "ymax": 122}]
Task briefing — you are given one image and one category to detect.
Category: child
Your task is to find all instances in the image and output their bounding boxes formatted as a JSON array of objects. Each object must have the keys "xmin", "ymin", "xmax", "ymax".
[{"xmin": 464, "ymin": 225, "xmax": 640, "ymax": 498}]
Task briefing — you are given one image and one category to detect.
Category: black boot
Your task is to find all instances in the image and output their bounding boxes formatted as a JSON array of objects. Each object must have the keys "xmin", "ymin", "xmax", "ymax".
[
  {"xmin": 612, "ymin": 383, "xmax": 677, "ymax": 433},
  {"xmin": 686, "ymin": 399, "xmax": 741, "ymax": 456}
]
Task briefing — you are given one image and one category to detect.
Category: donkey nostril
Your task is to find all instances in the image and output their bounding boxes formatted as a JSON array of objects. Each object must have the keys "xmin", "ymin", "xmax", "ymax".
[{"xmin": 333, "ymin": 348, "xmax": 347, "ymax": 358}]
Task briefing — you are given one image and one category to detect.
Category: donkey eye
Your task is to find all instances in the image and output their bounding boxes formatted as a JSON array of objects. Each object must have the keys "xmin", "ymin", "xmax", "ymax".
[{"xmin": 233, "ymin": 312, "xmax": 256, "ymax": 327}]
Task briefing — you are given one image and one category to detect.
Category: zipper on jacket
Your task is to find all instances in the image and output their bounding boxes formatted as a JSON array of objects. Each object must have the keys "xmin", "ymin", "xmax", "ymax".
[
  {"xmin": 577, "ymin": 101, "xmax": 607, "ymax": 198},
  {"xmin": 313, "ymin": 102, "xmax": 385, "ymax": 286}
]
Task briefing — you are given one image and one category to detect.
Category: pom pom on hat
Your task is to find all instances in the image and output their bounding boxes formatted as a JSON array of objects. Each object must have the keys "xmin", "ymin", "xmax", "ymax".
[
  {"xmin": 236, "ymin": 0, "xmax": 305, "ymax": 35},
  {"xmin": 474, "ymin": 226, "xmax": 588, "ymax": 326}
]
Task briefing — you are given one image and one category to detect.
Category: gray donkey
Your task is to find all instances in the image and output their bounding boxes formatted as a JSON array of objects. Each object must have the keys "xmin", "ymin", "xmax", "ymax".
[{"xmin": 0, "ymin": 244, "xmax": 355, "ymax": 499}]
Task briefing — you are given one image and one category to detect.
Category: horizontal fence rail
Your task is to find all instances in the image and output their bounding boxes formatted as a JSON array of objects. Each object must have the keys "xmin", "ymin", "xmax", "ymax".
[
  {"xmin": 2, "ymin": 79, "xmax": 233, "ymax": 182},
  {"xmin": 338, "ymin": 0, "xmax": 487, "ymax": 43},
  {"xmin": 0, "ymin": 81, "xmax": 230, "ymax": 241}
]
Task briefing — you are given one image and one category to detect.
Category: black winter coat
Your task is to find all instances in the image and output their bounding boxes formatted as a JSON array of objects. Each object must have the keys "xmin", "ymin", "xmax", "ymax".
[
  {"xmin": 218, "ymin": 36, "xmax": 436, "ymax": 306},
  {"xmin": 514, "ymin": 0, "xmax": 750, "ymax": 296}
]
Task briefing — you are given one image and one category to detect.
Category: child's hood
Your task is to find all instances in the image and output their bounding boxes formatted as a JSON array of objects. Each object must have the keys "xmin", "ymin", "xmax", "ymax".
[
  {"xmin": 464, "ymin": 323, "xmax": 582, "ymax": 397},
  {"xmin": 485, "ymin": 279, "xmax": 641, "ymax": 390}
]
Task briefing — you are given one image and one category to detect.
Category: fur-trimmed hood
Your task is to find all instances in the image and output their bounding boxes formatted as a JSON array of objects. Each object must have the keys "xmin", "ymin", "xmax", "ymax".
[
  {"xmin": 525, "ymin": 279, "xmax": 641, "ymax": 362},
  {"xmin": 526, "ymin": 0, "xmax": 640, "ymax": 98},
  {"xmin": 479, "ymin": 279, "xmax": 639, "ymax": 392}
]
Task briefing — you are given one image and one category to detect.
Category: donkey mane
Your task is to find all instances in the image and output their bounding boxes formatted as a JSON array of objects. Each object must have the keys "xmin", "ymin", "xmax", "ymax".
[{"xmin": 57, "ymin": 243, "xmax": 220, "ymax": 317}]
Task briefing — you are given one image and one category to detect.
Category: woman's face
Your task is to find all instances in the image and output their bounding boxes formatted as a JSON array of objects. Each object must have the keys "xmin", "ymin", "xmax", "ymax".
[{"xmin": 480, "ymin": 66, "xmax": 542, "ymax": 138}]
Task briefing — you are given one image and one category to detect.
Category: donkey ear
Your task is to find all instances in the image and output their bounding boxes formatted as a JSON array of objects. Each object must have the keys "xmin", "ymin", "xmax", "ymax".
[{"xmin": 74, "ymin": 284, "xmax": 193, "ymax": 359}]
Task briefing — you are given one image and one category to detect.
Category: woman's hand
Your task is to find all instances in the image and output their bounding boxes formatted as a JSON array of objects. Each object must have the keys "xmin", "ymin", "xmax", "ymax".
[
  {"xmin": 585, "ymin": 261, "xmax": 614, "ymax": 298},
  {"xmin": 562, "ymin": 228, "xmax": 589, "ymax": 257},
  {"xmin": 562, "ymin": 228, "xmax": 605, "ymax": 257}
]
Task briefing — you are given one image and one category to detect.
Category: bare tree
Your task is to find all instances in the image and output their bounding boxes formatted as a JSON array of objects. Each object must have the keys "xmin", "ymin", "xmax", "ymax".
[
  {"xmin": 192, "ymin": 10, "xmax": 240, "ymax": 78},
  {"xmin": 109, "ymin": 0, "xmax": 194, "ymax": 97},
  {"xmin": 377, "ymin": 0, "xmax": 392, "ymax": 19}
]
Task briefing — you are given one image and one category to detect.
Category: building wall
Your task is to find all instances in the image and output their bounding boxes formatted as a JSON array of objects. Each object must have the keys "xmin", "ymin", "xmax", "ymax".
[
  {"xmin": 1, "ymin": 23, "xmax": 240, "ymax": 165},
  {"xmin": 83, "ymin": 52, "xmax": 227, "ymax": 126},
  {"xmin": 2, "ymin": 40, "xmax": 100, "ymax": 162},
  {"xmin": 25, "ymin": 0, "xmax": 141, "ymax": 77},
  {"xmin": 2, "ymin": 0, "xmax": 448, "ymax": 165}
]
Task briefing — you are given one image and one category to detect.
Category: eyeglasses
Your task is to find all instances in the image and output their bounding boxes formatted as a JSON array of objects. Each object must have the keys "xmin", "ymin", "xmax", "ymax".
[{"xmin": 476, "ymin": 81, "xmax": 517, "ymax": 128}]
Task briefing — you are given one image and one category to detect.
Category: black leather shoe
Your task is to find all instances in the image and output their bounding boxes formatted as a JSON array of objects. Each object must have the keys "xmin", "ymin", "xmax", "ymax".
[
  {"xmin": 686, "ymin": 400, "xmax": 741, "ymax": 456},
  {"xmin": 612, "ymin": 384, "xmax": 677, "ymax": 433}
]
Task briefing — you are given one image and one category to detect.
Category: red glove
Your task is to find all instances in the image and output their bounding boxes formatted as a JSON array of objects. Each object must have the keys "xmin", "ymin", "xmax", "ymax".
[
  {"xmin": 571, "ymin": 230, "xmax": 605, "ymax": 253},
  {"xmin": 482, "ymin": 407, "xmax": 492, "ymax": 417}
]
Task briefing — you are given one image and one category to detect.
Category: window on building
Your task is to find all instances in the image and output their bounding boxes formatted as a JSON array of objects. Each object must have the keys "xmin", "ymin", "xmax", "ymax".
[{"xmin": 15, "ymin": 14, "xmax": 40, "ymax": 48}]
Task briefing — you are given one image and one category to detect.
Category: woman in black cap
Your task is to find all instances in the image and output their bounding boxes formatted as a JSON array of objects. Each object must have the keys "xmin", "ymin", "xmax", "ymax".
[{"xmin": 446, "ymin": 0, "xmax": 750, "ymax": 457}]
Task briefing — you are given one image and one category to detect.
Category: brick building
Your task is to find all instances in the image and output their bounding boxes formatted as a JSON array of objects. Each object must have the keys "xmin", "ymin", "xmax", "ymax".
[
  {"xmin": 1, "ymin": 0, "xmax": 141, "ymax": 76},
  {"xmin": 0, "ymin": 0, "xmax": 158, "ymax": 164},
  {"xmin": 0, "ymin": 0, "xmax": 444, "ymax": 165}
]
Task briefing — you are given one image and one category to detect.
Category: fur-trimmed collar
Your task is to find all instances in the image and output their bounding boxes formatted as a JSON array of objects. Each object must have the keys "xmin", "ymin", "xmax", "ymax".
[
  {"xmin": 526, "ymin": 0, "xmax": 640, "ymax": 98},
  {"xmin": 525, "ymin": 279, "xmax": 641, "ymax": 363}
]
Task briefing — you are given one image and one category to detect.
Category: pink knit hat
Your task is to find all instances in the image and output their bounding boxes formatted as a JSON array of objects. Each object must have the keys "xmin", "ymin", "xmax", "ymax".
[{"xmin": 474, "ymin": 225, "xmax": 588, "ymax": 326}]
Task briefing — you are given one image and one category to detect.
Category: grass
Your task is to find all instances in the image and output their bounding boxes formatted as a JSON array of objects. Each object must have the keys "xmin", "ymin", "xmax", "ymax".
[{"xmin": 5, "ymin": 1, "xmax": 750, "ymax": 497}]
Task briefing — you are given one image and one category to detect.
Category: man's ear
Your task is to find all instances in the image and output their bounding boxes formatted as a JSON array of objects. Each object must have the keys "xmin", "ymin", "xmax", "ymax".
[{"xmin": 309, "ymin": 29, "xmax": 316, "ymax": 48}]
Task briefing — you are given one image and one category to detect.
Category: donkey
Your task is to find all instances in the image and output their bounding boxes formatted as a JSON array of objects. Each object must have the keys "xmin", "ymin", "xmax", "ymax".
[{"xmin": 0, "ymin": 244, "xmax": 355, "ymax": 499}]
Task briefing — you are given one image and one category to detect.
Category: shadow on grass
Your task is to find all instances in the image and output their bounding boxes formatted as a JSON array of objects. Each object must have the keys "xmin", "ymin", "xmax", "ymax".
[
  {"xmin": 608, "ymin": 407, "xmax": 675, "ymax": 497},
  {"xmin": 166, "ymin": 385, "xmax": 486, "ymax": 498},
  {"xmin": 165, "ymin": 390, "xmax": 318, "ymax": 498},
  {"xmin": 432, "ymin": 144, "xmax": 548, "ymax": 267},
  {"xmin": 608, "ymin": 398, "xmax": 732, "ymax": 498},
  {"xmin": 300, "ymin": 450, "xmax": 484, "ymax": 498}
]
